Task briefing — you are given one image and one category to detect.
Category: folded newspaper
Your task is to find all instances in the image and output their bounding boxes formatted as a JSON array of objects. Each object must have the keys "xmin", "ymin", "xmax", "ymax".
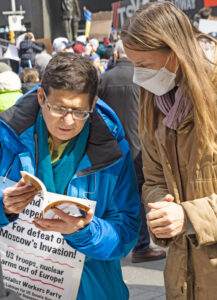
[{"xmin": 20, "ymin": 171, "xmax": 91, "ymax": 219}]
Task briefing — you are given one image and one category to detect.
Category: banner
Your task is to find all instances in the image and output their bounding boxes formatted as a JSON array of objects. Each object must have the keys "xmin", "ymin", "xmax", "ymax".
[
  {"xmin": 111, "ymin": 0, "xmax": 198, "ymax": 29},
  {"xmin": 89, "ymin": 11, "xmax": 113, "ymax": 41},
  {"xmin": 204, "ymin": 0, "xmax": 217, "ymax": 7}
]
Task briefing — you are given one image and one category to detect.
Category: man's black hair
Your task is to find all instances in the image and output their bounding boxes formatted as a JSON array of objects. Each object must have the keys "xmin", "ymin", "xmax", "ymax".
[{"xmin": 41, "ymin": 52, "xmax": 99, "ymax": 105}]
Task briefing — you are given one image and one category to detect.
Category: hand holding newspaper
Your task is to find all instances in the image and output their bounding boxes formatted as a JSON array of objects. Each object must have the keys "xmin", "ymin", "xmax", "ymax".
[
  {"xmin": 20, "ymin": 171, "xmax": 91, "ymax": 219},
  {"xmin": 0, "ymin": 172, "xmax": 95, "ymax": 299}
]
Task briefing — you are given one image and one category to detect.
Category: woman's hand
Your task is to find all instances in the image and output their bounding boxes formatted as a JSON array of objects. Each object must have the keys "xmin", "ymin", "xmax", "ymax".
[
  {"xmin": 147, "ymin": 194, "xmax": 186, "ymax": 238},
  {"xmin": 3, "ymin": 178, "xmax": 38, "ymax": 215},
  {"xmin": 33, "ymin": 208, "xmax": 94, "ymax": 235}
]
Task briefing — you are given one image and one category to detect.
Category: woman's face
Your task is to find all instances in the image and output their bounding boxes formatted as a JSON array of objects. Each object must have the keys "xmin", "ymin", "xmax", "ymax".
[{"xmin": 124, "ymin": 46, "xmax": 177, "ymax": 73}]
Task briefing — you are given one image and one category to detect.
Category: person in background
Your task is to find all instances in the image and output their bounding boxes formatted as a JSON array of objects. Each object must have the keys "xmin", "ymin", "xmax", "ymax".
[
  {"xmin": 192, "ymin": 13, "xmax": 200, "ymax": 29},
  {"xmin": 19, "ymin": 68, "xmax": 40, "ymax": 94},
  {"xmin": 35, "ymin": 42, "xmax": 52, "ymax": 79},
  {"xmin": 97, "ymin": 45, "xmax": 115, "ymax": 71},
  {"xmin": 91, "ymin": 53, "xmax": 105, "ymax": 75},
  {"xmin": 198, "ymin": 6, "xmax": 213, "ymax": 20},
  {"xmin": 104, "ymin": 37, "xmax": 111, "ymax": 47},
  {"xmin": 76, "ymin": 35, "xmax": 87, "ymax": 46},
  {"xmin": 99, "ymin": 40, "xmax": 166, "ymax": 263},
  {"xmin": 100, "ymin": 49, "xmax": 112, "ymax": 72},
  {"xmin": 121, "ymin": 2, "xmax": 217, "ymax": 299},
  {"xmin": 0, "ymin": 52, "xmax": 140, "ymax": 300},
  {"xmin": 89, "ymin": 39, "xmax": 99, "ymax": 53},
  {"xmin": 0, "ymin": 71, "xmax": 22, "ymax": 112},
  {"xmin": 85, "ymin": 38, "xmax": 99, "ymax": 57},
  {"xmin": 0, "ymin": 62, "xmax": 12, "ymax": 73},
  {"xmin": 73, "ymin": 43, "xmax": 85, "ymax": 55},
  {"xmin": 19, "ymin": 32, "xmax": 43, "ymax": 68},
  {"xmin": 52, "ymin": 37, "xmax": 69, "ymax": 56}
]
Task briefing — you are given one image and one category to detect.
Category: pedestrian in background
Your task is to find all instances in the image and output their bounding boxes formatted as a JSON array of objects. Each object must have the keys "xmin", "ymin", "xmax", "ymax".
[
  {"xmin": 99, "ymin": 40, "xmax": 166, "ymax": 263},
  {"xmin": 0, "ymin": 71, "xmax": 22, "ymax": 112},
  {"xmin": 122, "ymin": 1, "xmax": 217, "ymax": 299},
  {"xmin": 19, "ymin": 68, "xmax": 40, "ymax": 94},
  {"xmin": 35, "ymin": 42, "xmax": 52, "ymax": 79},
  {"xmin": 19, "ymin": 32, "xmax": 42, "ymax": 68}
]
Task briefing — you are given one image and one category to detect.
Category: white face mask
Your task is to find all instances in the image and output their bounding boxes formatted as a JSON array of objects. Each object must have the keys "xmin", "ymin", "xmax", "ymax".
[{"xmin": 133, "ymin": 54, "xmax": 177, "ymax": 96}]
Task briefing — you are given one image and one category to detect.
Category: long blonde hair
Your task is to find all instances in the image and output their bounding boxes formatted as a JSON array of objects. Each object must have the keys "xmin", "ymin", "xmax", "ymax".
[{"xmin": 121, "ymin": 1, "xmax": 217, "ymax": 149}]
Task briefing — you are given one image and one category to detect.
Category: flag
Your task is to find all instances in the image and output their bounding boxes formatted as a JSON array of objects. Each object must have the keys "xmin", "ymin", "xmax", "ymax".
[{"xmin": 83, "ymin": 7, "xmax": 92, "ymax": 38}]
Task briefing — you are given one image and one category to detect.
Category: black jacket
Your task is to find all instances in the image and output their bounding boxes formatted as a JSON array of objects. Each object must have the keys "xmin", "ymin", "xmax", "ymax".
[
  {"xmin": 19, "ymin": 40, "xmax": 42, "ymax": 67},
  {"xmin": 98, "ymin": 59, "xmax": 144, "ymax": 189},
  {"xmin": 21, "ymin": 82, "xmax": 39, "ymax": 94}
]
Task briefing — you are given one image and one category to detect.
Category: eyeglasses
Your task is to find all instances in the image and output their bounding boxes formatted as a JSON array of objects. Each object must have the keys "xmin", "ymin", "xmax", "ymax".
[{"xmin": 42, "ymin": 89, "xmax": 93, "ymax": 120}]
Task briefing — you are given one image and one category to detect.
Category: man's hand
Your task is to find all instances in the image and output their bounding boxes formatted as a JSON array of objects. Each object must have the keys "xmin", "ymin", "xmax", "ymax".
[
  {"xmin": 147, "ymin": 194, "xmax": 186, "ymax": 238},
  {"xmin": 33, "ymin": 208, "xmax": 94, "ymax": 235},
  {"xmin": 3, "ymin": 178, "xmax": 38, "ymax": 215}
]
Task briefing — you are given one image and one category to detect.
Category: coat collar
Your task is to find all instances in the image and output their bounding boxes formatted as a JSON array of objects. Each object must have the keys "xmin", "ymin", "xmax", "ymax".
[{"xmin": 0, "ymin": 92, "xmax": 123, "ymax": 175}]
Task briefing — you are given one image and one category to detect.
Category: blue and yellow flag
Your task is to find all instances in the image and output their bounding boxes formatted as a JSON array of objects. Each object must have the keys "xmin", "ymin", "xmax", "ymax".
[{"xmin": 83, "ymin": 7, "xmax": 92, "ymax": 38}]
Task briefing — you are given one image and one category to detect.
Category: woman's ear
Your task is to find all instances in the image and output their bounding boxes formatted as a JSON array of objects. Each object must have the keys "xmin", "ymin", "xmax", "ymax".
[{"xmin": 37, "ymin": 87, "xmax": 44, "ymax": 107}]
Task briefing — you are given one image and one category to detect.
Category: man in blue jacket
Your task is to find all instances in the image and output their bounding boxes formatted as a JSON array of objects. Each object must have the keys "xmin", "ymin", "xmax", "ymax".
[{"xmin": 0, "ymin": 53, "xmax": 140, "ymax": 300}]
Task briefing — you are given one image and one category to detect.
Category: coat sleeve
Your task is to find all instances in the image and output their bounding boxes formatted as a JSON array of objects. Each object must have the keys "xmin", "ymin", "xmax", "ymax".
[
  {"xmin": 181, "ymin": 194, "xmax": 217, "ymax": 247},
  {"xmin": 140, "ymin": 131, "xmax": 174, "ymax": 247},
  {"xmin": 0, "ymin": 196, "xmax": 18, "ymax": 227},
  {"xmin": 62, "ymin": 142, "xmax": 141, "ymax": 260},
  {"xmin": 32, "ymin": 43, "xmax": 43, "ymax": 53}
]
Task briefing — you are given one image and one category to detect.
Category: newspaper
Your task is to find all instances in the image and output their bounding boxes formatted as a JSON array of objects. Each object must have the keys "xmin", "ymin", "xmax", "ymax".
[{"xmin": 0, "ymin": 176, "xmax": 96, "ymax": 300}]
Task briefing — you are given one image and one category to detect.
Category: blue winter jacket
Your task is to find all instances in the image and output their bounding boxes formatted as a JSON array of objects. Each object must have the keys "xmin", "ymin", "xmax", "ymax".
[{"xmin": 0, "ymin": 89, "xmax": 140, "ymax": 300}]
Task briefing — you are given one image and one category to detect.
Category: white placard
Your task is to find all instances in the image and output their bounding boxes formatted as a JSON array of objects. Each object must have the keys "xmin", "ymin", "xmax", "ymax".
[
  {"xmin": 8, "ymin": 15, "xmax": 25, "ymax": 32},
  {"xmin": 4, "ymin": 44, "xmax": 19, "ymax": 61},
  {"xmin": 199, "ymin": 19, "xmax": 217, "ymax": 34},
  {"xmin": 0, "ymin": 178, "xmax": 96, "ymax": 300}
]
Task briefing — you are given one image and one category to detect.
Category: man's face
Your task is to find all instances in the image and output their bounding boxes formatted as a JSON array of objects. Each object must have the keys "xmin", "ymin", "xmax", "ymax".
[{"xmin": 38, "ymin": 87, "xmax": 94, "ymax": 150}]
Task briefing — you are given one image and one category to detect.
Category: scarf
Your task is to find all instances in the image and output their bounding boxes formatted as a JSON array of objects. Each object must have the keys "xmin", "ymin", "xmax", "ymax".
[
  {"xmin": 35, "ymin": 111, "xmax": 89, "ymax": 194},
  {"xmin": 155, "ymin": 86, "xmax": 193, "ymax": 130}
]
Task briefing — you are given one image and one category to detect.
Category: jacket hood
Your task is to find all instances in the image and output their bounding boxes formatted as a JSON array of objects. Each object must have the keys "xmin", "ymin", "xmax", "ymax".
[
  {"xmin": 0, "ymin": 90, "xmax": 124, "ymax": 175},
  {"xmin": 21, "ymin": 82, "xmax": 40, "ymax": 94},
  {"xmin": 95, "ymin": 98, "xmax": 125, "ymax": 142}
]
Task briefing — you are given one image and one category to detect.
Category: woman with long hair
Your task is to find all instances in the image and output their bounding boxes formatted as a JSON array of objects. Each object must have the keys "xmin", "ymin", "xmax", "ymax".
[{"xmin": 121, "ymin": 2, "xmax": 217, "ymax": 299}]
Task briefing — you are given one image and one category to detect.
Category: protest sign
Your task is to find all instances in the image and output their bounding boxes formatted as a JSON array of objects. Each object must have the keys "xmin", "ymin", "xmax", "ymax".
[
  {"xmin": 112, "ymin": 0, "xmax": 198, "ymax": 29},
  {"xmin": 35, "ymin": 38, "xmax": 53, "ymax": 55},
  {"xmin": 0, "ymin": 178, "xmax": 96, "ymax": 300},
  {"xmin": 4, "ymin": 44, "xmax": 19, "ymax": 61},
  {"xmin": 199, "ymin": 19, "xmax": 217, "ymax": 34},
  {"xmin": 89, "ymin": 11, "xmax": 113, "ymax": 41}
]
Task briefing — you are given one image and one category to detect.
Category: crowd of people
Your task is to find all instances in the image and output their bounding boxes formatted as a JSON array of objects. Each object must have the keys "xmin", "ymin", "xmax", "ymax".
[{"xmin": 0, "ymin": 2, "xmax": 216, "ymax": 300}]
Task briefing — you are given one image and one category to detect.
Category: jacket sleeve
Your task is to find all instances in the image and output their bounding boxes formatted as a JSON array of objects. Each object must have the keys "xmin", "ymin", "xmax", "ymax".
[
  {"xmin": 63, "ymin": 142, "xmax": 141, "ymax": 260},
  {"xmin": 0, "ymin": 196, "xmax": 18, "ymax": 227},
  {"xmin": 140, "ymin": 131, "xmax": 174, "ymax": 247},
  {"xmin": 181, "ymin": 194, "xmax": 217, "ymax": 247},
  {"xmin": 32, "ymin": 43, "xmax": 43, "ymax": 53}
]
